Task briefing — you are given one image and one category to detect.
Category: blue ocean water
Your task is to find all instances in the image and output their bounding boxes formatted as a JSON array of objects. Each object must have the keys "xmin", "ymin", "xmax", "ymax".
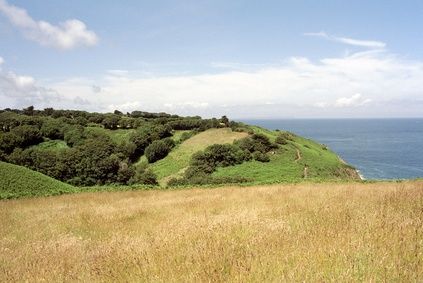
[{"xmin": 241, "ymin": 119, "xmax": 423, "ymax": 180}]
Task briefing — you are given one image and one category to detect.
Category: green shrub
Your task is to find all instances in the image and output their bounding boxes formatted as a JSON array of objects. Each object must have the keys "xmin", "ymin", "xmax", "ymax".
[
  {"xmin": 162, "ymin": 137, "xmax": 176, "ymax": 149},
  {"xmin": 168, "ymin": 175, "xmax": 250, "ymax": 186},
  {"xmin": 41, "ymin": 118, "xmax": 64, "ymax": 139},
  {"xmin": 191, "ymin": 144, "xmax": 248, "ymax": 170},
  {"xmin": 235, "ymin": 133, "xmax": 275, "ymax": 154},
  {"xmin": 145, "ymin": 140, "xmax": 172, "ymax": 163},
  {"xmin": 129, "ymin": 166, "xmax": 158, "ymax": 185},
  {"xmin": 179, "ymin": 131, "xmax": 195, "ymax": 142},
  {"xmin": 10, "ymin": 125, "xmax": 43, "ymax": 148},
  {"xmin": 252, "ymin": 151, "xmax": 270, "ymax": 162},
  {"xmin": 117, "ymin": 162, "xmax": 135, "ymax": 184},
  {"xmin": 63, "ymin": 125, "xmax": 85, "ymax": 147}
]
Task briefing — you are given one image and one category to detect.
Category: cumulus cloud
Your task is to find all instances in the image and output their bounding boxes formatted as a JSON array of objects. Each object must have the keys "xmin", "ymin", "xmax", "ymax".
[
  {"xmin": 42, "ymin": 49, "xmax": 423, "ymax": 118},
  {"xmin": 334, "ymin": 93, "xmax": 371, "ymax": 107},
  {"xmin": 2, "ymin": 49, "xmax": 423, "ymax": 118},
  {"xmin": 0, "ymin": 70, "xmax": 58, "ymax": 106},
  {"xmin": 315, "ymin": 93, "xmax": 372, "ymax": 108},
  {"xmin": 0, "ymin": 62, "xmax": 90, "ymax": 109},
  {"xmin": 304, "ymin": 31, "xmax": 386, "ymax": 49},
  {"xmin": 0, "ymin": 0, "xmax": 98, "ymax": 49},
  {"xmin": 0, "ymin": 56, "xmax": 4, "ymax": 65}
]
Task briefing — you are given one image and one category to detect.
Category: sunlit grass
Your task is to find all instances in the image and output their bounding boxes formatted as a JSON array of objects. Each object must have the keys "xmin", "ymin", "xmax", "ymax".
[
  {"xmin": 1, "ymin": 181, "xmax": 422, "ymax": 282},
  {"xmin": 150, "ymin": 128, "xmax": 248, "ymax": 183}
]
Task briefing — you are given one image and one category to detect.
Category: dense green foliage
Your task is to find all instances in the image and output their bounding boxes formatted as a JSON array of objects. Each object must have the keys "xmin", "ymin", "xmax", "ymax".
[
  {"xmin": 169, "ymin": 133, "xmax": 278, "ymax": 185},
  {"xmin": 0, "ymin": 107, "xmax": 359, "ymax": 193},
  {"xmin": 0, "ymin": 107, "xmax": 229, "ymax": 187},
  {"xmin": 213, "ymin": 126, "xmax": 360, "ymax": 184},
  {"xmin": 145, "ymin": 138, "xmax": 175, "ymax": 163},
  {"xmin": 0, "ymin": 161, "xmax": 75, "ymax": 199}
]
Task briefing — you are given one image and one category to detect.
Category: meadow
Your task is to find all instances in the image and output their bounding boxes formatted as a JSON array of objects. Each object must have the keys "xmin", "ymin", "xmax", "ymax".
[{"xmin": 1, "ymin": 181, "xmax": 422, "ymax": 282}]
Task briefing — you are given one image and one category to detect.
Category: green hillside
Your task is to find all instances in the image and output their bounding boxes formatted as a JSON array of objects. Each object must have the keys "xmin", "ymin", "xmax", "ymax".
[
  {"xmin": 0, "ymin": 161, "xmax": 75, "ymax": 199},
  {"xmin": 213, "ymin": 127, "xmax": 359, "ymax": 184},
  {"xmin": 0, "ymin": 108, "xmax": 360, "ymax": 192},
  {"xmin": 150, "ymin": 128, "xmax": 248, "ymax": 184}
]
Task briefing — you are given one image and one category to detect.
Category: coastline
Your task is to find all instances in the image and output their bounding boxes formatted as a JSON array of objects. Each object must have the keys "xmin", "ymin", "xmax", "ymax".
[
  {"xmin": 337, "ymin": 154, "xmax": 364, "ymax": 180},
  {"xmin": 356, "ymin": 169, "xmax": 365, "ymax": 180}
]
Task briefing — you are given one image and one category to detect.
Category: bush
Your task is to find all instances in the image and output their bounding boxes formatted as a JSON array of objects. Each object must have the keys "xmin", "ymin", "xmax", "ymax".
[
  {"xmin": 162, "ymin": 137, "xmax": 176, "ymax": 149},
  {"xmin": 275, "ymin": 135, "xmax": 288, "ymax": 145},
  {"xmin": 64, "ymin": 125, "xmax": 85, "ymax": 147},
  {"xmin": 178, "ymin": 131, "xmax": 196, "ymax": 143},
  {"xmin": 129, "ymin": 166, "xmax": 158, "ymax": 185},
  {"xmin": 117, "ymin": 141, "xmax": 137, "ymax": 161},
  {"xmin": 277, "ymin": 132, "xmax": 294, "ymax": 142},
  {"xmin": 168, "ymin": 175, "xmax": 250, "ymax": 186},
  {"xmin": 117, "ymin": 162, "xmax": 135, "ymax": 184},
  {"xmin": 129, "ymin": 127, "xmax": 152, "ymax": 157},
  {"xmin": 0, "ymin": 132, "xmax": 21, "ymax": 154},
  {"xmin": 102, "ymin": 114, "xmax": 120, "ymax": 130},
  {"xmin": 41, "ymin": 118, "xmax": 64, "ymax": 139},
  {"xmin": 252, "ymin": 151, "xmax": 270, "ymax": 162},
  {"xmin": 235, "ymin": 134, "xmax": 275, "ymax": 154},
  {"xmin": 11, "ymin": 125, "xmax": 43, "ymax": 148},
  {"xmin": 145, "ymin": 140, "xmax": 172, "ymax": 163},
  {"xmin": 192, "ymin": 144, "xmax": 247, "ymax": 168},
  {"xmin": 187, "ymin": 143, "xmax": 249, "ymax": 178}
]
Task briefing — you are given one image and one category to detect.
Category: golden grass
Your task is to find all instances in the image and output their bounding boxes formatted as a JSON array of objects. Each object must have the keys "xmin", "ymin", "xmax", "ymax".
[{"xmin": 1, "ymin": 181, "xmax": 422, "ymax": 282}]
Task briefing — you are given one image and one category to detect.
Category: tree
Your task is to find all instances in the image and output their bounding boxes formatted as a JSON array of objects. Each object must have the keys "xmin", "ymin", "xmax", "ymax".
[
  {"xmin": 11, "ymin": 125, "xmax": 43, "ymax": 147},
  {"xmin": 41, "ymin": 118, "xmax": 64, "ymax": 140},
  {"xmin": 64, "ymin": 125, "xmax": 85, "ymax": 147},
  {"xmin": 129, "ymin": 165, "xmax": 158, "ymax": 185},
  {"xmin": 23, "ymin": 106, "xmax": 34, "ymax": 116},
  {"xmin": 102, "ymin": 114, "xmax": 120, "ymax": 130},
  {"xmin": 129, "ymin": 128, "xmax": 152, "ymax": 157},
  {"xmin": 145, "ymin": 140, "xmax": 172, "ymax": 163},
  {"xmin": 220, "ymin": 115, "xmax": 229, "ymax": 126}
]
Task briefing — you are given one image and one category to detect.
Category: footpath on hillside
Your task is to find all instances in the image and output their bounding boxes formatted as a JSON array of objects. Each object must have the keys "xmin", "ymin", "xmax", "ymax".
[{"xmin": 294, "ymin": 147, "xmax": 308, "ymax": 178}]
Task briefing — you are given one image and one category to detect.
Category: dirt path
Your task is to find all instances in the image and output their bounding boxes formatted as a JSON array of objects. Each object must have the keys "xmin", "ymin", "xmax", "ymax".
[
  {"xmin": 294, "ymin": 148, "xmax": 302, "ymax": 162},
  {"xmin": 303, "ymin": 166, "xmax": 308, "ymax": 179}
]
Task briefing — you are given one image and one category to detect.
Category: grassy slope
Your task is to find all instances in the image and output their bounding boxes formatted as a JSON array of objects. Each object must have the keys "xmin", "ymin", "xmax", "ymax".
[
  {"xmin": 213, "ymin": 126, "xmax": 358, "ymax": 183},
  {"xmin": 32, "ymin": 139, "xmax": 69, "ymax": 150},
  {"xmin": 0, "ymin": 161, "xmax": 75, "ymax": 199},
  {"xmin": 150, "ymin": 128, "xmax": 248, "ymax": 184},
  {"xmin": 1, "ymin": 181, "xmax": 421, "ymax": 282}
]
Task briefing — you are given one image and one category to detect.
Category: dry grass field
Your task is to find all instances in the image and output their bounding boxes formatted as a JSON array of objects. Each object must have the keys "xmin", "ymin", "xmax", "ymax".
[{"xmin": 1, "ymin": 181, "xmax": 422, "ymax": 282}]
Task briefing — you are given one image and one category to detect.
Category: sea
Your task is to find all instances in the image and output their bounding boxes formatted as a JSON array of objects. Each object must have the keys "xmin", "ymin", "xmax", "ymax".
[{"xmin": 240, "ymin": 119, "xmax": 423, "ymax": 180}]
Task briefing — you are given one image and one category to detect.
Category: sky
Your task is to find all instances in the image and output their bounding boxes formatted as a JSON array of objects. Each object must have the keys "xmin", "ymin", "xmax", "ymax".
[{"xmin": 1, "ymin": 0, "xmax": 423, "ymax": 118}]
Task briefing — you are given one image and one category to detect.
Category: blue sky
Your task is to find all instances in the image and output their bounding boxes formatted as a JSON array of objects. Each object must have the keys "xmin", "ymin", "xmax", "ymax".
[{"xmin": 1, "ymin": 0, "xmax": 423, "ymax": 118}]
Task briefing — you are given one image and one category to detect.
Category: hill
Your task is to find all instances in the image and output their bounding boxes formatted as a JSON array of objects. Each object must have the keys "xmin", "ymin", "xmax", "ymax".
[
  {"xmin": 0, "ymin": 161, "xmax": 75, "ymax": 199},
  {"xmin": 1, "ymin": 181, "xmax": 421, "ymax": 281},
  {"xmin": 213, "ymin": 126, "xmax": 359, "ymax": 184},
  {"xmin": 149, "ymin": 128, "xmax": 249, "ymax": 184},
  {"xmin": 0, "ymin": 107, "xmax": 359, "ymax": 194}
]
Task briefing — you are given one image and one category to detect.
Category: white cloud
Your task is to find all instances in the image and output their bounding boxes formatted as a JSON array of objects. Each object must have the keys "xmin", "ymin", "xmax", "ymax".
[
  {"xmin": 0, "ymin": 0, "xmax": 98, "ymax": 49},
  {"xmin": 334, "ymin": 93, "xmax": 372, "ymax": 107},
  {"xmin": 315, "ymin": 93, "xmax": 372, "ymax": 108},
  {"xmin": 0, "ymin": 65, "xmax": 91, "ymax": 109},
  {"xmin": 0, "ymin": 56, "xmax": 4, "ymax": 65},
  {"xmin": 107, "ymin": 101, "xmax": 141, "ymax": 112},
  {"xmin": 304, "ymin": 31, "xmax": 386, "ymax": 49},
  {"xmin": 5, "ymin": 72, "xmax": 35, "ymax": 89},
  {"xmin": 44, "ymin": 49, "xmax": 423, "ymax": 117},
  {"xmin": 2, "ymin": 49, "xmax": 423, "ymax": 118}
]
